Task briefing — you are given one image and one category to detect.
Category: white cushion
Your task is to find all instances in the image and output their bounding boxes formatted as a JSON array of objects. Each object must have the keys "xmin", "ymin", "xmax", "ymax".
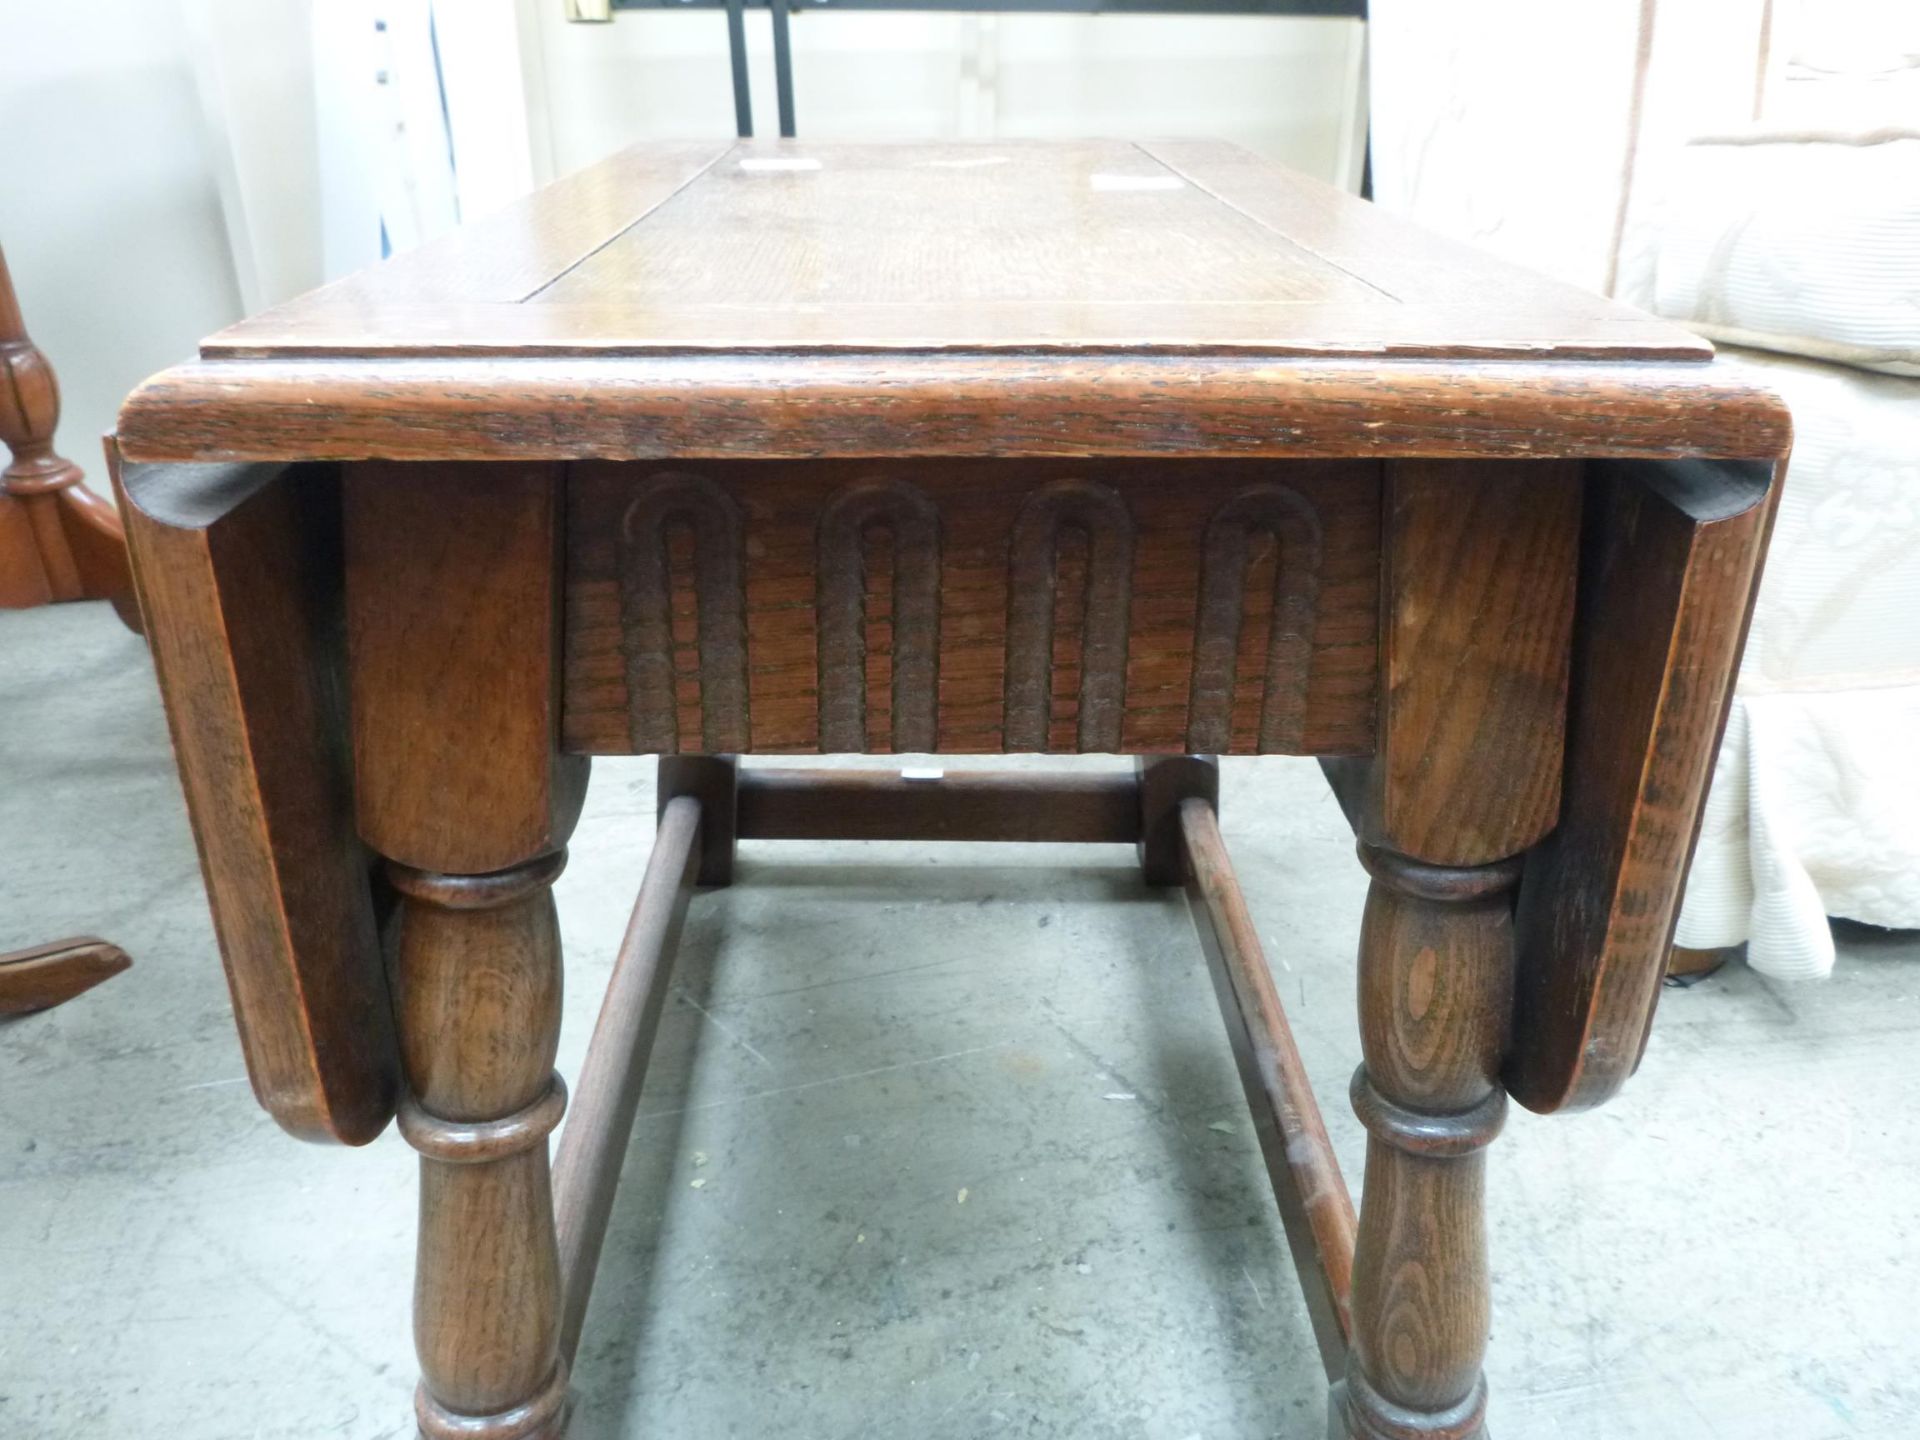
[{"xmin": 1649, "ymin": 129, "xmax": 1920, "ymax": 376}]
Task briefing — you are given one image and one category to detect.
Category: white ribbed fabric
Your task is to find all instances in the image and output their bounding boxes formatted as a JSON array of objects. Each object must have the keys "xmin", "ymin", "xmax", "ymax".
[
  {"xmin": 1674, "ymin": 348, "xmax": 1920, "ymax": 976},
  {"xmin": 1650, "ymin": 130, "xmax": 1920, "ymax": 376}
]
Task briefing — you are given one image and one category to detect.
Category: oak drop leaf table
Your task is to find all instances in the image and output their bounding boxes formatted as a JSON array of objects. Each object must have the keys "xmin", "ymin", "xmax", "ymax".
[{"xmin": 115, "ymin": 140, "xmax": 1788, "ymax": 1440}]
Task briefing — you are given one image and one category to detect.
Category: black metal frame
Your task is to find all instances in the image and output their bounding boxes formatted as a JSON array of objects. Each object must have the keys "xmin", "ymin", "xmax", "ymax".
[{"xmin": 611, "ymin": 0, "xmax": 1367, "ymax": 142}]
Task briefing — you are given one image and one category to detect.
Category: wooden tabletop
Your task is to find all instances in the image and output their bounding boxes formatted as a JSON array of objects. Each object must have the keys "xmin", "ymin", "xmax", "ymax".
[
  {"xmin": 204, "ymin": 139, "xmax": 1706, "ymax": 363},
  {"xmin": 119, "ymin": 140, "xmax": 1790, "ymax": 465}
]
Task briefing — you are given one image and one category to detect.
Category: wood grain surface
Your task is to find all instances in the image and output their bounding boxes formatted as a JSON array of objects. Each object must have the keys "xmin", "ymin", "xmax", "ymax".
[
  {"xmin": 116, "ymin": 354, "xmax": 1791, "ymax": 469},
  {"xmin": 119, "ymin": 460, "xmax": 397, "ymax": 1145},
  {"xmin": 535, "ymin": 140, "xmax": 1383, "ymax": 309},
  {"xmin": 1364, "ymin": 460, "xmax": 1583, "ymax": 867},
  {"xmin": 1508, "ymin": 458, "xmax": 1779, "ymax": 1114},
  {"xmin": 1340, "ymin": 848, "xmax": 1515, "ymax": 1440},
  {"xmin": 109, "ymin": 136, "xmax": 1799, "ymax": 1440},
  {"xmin": 657, "ymin": 755, "xmax": 740, "ymax": 886},
  {"xmin": 231, "ymin": 141, "xmax": 729, "ymax": 314},
  {"xmin": 563, "ymin": 458, "xmax": 1380, "ymax": 756},
  {"xmin": 346, "ymin": 465, "xmax": 589, "ymax": 1437},
  {"xmin": 197, "ymin": 140, "xmax": 1705, "ymax": 363},
  {"xmin": 0, "ymin": 938, "xmax": 131, "ymax": 1016},
  {"xmin": 116, "ymin": 142, "xmax": 1786, "ymax": 480},
  {"xmin": 390, "ymin": 856, "xmax": 572, "ymax": 1440},
  {"xmin": 552, "ymin": 794, "xmax": 704, "ymax": 1369},
  {"xmin": 734, "ymin": 767, "xmax": 1142, "ymax": 843},
  {"xmin": 1180, "ymin": 794, "xmax": 1356, "ymax": 1380},
  {"xmin": 346, "ymin": 462, "xmax": 590, "ymax": 874},
  {"xmin": 2, "ymin": 245, "xmax": 138, "ymax": 622}
]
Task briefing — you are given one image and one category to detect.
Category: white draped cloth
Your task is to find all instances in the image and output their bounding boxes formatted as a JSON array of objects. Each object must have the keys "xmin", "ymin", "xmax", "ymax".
[{"xmin": 1677, "ymin": 349, "xmax": 1920, "ymax": 977}]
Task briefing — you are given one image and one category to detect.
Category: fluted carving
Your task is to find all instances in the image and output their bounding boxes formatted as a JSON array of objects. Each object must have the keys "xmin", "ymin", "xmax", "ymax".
[
  {"xmin": 567, "ymin": 464, "xmax": 1376, "ymax": 758},
  {"xmin": 815, "ymin": 478, "xmax": 941, "ymax": 751},
  {"xmin": 1003, "ymin": 478, "xmax": 1134, "ymax": 751},
  {"xmin": 1188, "ymin": 484, "xmax": 1322, "ymax": 753},
  {"xmin": 618, "ymin": 472, "xmax": 748, "ymax": 753}
]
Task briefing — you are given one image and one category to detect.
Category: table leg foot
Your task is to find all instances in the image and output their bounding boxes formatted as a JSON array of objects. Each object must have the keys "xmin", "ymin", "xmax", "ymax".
[
  {"xmin": 1330, "ymin": 1376, "xmax": 1488, "ymax": 1440},
  {"xmin": 414, "ymin": 1364, "xmax": 570, "ymax": 1440}
]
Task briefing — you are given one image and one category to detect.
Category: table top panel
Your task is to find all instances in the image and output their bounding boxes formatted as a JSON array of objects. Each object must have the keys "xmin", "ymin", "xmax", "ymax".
[
  {"xmin": 203, "ymin": 139, "xmax": 1711, "ymax": 363},
  {"xmin": 537, "ymin": 140, "xmax": 1385, "ymax": 309}
]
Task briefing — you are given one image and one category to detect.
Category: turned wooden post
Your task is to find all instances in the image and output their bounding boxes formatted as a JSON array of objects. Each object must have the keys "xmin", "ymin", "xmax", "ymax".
[
  {"xmin": 1340, "ymin": 845, "xmax": 1517, "ymax": 1439},
  {"xmin": 390, "ymin": 854, "xmax": 572, "ymax": 1437},
  {"xmin": 0, "ymin": 243, "xmax": 137, "ymax": 623},
  {"xmin": 346, "ymin": 461, "xmax": 588, "ymax": 1440},
  {"xmin": 1328, "ymin": 460, "xmax": 1582, "ymax": 1438}
]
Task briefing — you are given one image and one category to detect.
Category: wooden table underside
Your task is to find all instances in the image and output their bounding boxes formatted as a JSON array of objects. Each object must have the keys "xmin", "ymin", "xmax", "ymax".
[
  {"xmin": 114, "ymin": 138, "xmax": 1789, "ymax": 1440},
  {"xmin": 123, "ymin": 440, "xmax": 1777, "ymax": 1440},
  {"xmin": 120, "ymin": 440, "xmax": 1780, "ymax": 1117}
]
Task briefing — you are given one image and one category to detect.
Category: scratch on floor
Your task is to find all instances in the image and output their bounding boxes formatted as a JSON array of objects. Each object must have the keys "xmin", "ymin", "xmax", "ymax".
[
  {"xmin": 179, "ymin": 1212, "xmax": 398, "ymax": 1383},
  {"xmin": 638, "ymin": 1041, "xmax": 1013, "ymax": 1120},
  {"xmin": 674, "ymin": 986, "xmax": 776, "ymax": 1072},
  {"xmin": 732, "ymin": 950, "xmax": 971, "ymax": 1003},
  {"xmin": 1037, "ymin": 1005, "xmax": 1164, "ymax": 1121},
  {"xmin": 1241, "ymin": 1264, "xmax": 1267, "ymax": 1309}
]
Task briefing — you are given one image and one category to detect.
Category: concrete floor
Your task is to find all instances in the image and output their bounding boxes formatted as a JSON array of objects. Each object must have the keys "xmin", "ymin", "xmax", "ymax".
[{"xmin": 3, "ymin": 598, "xmax": 1917, "ymax": 1440}]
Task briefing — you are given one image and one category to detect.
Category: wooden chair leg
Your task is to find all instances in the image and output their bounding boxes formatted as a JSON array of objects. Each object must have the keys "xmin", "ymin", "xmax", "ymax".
[
  {"xmin": 1333, "ymin": 844, "xmax": 1517, "ymax": 1440},
  {"xmin": 0, "ymin": 937, "xmax": 131, "ymax": 1016}
]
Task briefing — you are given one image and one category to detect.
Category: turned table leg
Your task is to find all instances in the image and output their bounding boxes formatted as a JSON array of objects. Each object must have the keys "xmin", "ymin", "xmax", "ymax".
[
  {"xmin": 344, "ymin": 460, "xmax": 587, "ymax": 1438},
  {"xmin": 390, "ymin": 854, "xmax": 572, "ymax": 1439},
  {"xmin": 1335, "ymin": 844, "xmax": 1518, "ymax": 1440},
  {"xmin": 1325, "ymin": 458, "xmax": 1585, "ymax": 1436}
]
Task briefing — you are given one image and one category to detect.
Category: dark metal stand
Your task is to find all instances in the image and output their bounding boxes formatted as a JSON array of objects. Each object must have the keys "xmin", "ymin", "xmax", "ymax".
[
  {"xmin": 770, "ymin": 0, "xmax": 797, "ymax": 138},
  {"xmin": 725, "ymin": 0, "xmax": 754, "ymax": 136}
]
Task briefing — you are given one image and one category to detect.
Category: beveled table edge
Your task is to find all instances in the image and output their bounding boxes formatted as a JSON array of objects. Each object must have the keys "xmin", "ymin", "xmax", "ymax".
[{"xmin": 117, "ymin": 353, "xmax": 1792, "ymax": 465}]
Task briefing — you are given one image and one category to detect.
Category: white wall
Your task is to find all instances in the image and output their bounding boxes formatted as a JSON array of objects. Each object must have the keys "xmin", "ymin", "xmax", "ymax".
[
  {"xmin": 0, "ymin": 0, "xmax": 245, "ymax": 475},
  {"xmin": 184, "ymin": 0, "xmax": 323, "ymax": 313}
]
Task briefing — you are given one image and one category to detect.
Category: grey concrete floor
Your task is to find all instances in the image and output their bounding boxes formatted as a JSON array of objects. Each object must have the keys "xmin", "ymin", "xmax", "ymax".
[{"xmin": 3, "ymin": 598, "xmax": 1917, "ymax": 1440}]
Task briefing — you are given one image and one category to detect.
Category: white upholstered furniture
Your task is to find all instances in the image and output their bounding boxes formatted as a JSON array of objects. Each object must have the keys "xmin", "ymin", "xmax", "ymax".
[{"xmin": 1369, "ymin": 0, "xmax": 1920, "ymax": 977}]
